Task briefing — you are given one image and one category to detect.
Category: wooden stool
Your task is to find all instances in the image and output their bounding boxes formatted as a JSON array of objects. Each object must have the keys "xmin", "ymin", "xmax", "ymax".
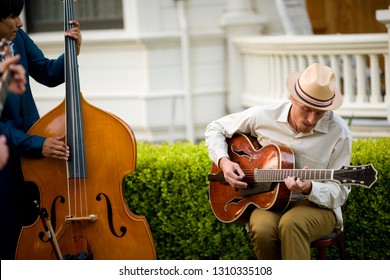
[{"xmin": 311, "ymin": 230, "xmax": 346, "ymax": 260}]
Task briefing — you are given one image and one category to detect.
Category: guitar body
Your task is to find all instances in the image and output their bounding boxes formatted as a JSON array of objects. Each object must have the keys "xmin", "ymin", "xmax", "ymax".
[{"xmin": 209, "ymin": 133, "xmax": 294, "ymax": 224}]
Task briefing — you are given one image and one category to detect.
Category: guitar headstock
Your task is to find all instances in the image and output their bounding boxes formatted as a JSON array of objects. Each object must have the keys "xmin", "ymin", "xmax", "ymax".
[{"xmin": 334, "ymin": 163, "xmax": 378, "ymax": 188}]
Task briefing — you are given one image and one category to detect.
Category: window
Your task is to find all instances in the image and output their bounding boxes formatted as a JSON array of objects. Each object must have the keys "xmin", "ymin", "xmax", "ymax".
[{"xmin": 24, "ymin": 0, "xmax": 123, "ymax": 33}]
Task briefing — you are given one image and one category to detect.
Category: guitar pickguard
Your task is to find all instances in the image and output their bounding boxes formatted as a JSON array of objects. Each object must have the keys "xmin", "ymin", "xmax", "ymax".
[{"xmin": 240, "ymin": 182, "xmax": 273, "ymax": 196}]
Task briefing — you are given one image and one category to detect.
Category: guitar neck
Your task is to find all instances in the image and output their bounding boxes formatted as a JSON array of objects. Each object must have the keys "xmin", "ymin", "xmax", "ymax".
[{"xmin": 254, "ymin": 168, "xmax": 333, "ymax": 182}]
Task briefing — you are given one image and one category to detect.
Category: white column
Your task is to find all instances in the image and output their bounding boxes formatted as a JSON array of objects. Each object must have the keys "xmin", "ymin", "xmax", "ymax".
[
  {"xmin": 175, "ymin": 0, "xmax": 194, "ymax": 142},
  {"xmin": 220, "ymin": 0, "xmax": 266, "ymax": 113},
  {"xmin": 376, "ymin": 8, "xmax": 390, "ymax": 120}
]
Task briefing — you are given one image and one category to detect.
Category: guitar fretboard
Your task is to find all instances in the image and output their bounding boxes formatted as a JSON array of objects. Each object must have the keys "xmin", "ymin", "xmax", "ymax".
[{"xmin": 254, "ymin": 168, "xmax": 333, "ymax": 182}]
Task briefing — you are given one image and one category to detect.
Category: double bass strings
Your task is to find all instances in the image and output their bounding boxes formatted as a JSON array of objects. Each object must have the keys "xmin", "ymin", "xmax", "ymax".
[
  {"xmin": 64, "ymin": 0, "xmax": 88, "ymax": 218},
  {"xmin": 64, "ymin": 0, "xmax": 90, "ymax": 259}
]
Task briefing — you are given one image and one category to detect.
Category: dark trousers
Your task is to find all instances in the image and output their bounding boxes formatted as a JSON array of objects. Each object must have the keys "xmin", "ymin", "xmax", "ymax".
[{"xmin": 0, "ymin": 177, "xmax": 39, "ymax": 260}]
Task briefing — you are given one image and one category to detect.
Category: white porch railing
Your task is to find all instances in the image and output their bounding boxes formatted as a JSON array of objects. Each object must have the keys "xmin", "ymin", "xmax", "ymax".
[{"xmin": 234, "ymin": 33, "xmax": 389, "ymax": 120}]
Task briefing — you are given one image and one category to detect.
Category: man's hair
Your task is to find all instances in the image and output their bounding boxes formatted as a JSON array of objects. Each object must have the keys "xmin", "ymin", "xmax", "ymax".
[{"xmin": 0, "ymin": 0, "xmax": 24, "ymax": 21}]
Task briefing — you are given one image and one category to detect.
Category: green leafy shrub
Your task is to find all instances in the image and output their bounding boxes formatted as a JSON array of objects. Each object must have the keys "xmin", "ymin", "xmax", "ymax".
[
  {"xmin": 124, "ymin": 141, "xmax": 256, "ymax": 260},
  {"xmin": 124, "ymin": 138, "xmax": 390, "ymax": 260},
  {"xmin": 344, "ymin": 138, "xmax": 390, "ymax": 259}
]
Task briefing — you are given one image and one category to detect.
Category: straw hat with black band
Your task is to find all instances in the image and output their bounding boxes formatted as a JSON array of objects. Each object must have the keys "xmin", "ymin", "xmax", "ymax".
[{"xmin": 286, "ymin": 63, "xmax": 343, "ymax": 111}]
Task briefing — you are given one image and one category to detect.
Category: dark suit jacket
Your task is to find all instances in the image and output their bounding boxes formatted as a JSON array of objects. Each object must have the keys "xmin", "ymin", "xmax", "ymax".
[{"xmin": 0, "ymin": 29, "xmax": 64, "ymax": 156}]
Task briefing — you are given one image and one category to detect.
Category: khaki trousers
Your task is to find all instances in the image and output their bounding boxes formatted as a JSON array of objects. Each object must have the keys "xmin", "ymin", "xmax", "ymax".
[{"xmin": 248, "ymin": 198, "xmax": 336, "ymax": 260}]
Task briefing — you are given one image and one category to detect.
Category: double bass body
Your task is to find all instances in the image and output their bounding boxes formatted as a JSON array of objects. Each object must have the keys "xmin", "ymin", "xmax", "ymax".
[{"xmin": 16, "ymin": 95, "xmax": 156, "ymax": 260}]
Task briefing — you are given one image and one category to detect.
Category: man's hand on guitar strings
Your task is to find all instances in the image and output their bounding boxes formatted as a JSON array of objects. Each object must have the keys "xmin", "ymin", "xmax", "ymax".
[
  {"xmin": 284, "ymin": 166, "xmax": 313, "ymax": 195},
  {"xmin": 219, "ymin": 157, "xmax": 248, "ymax": 189}
]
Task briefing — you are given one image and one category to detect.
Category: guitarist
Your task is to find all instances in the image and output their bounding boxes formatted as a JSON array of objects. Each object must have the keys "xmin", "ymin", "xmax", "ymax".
[
  {"xmin": 205, "ymin": 63, "xmax": 352, "ymax": 260},
  {"xmin": 0, "ymin": 42, "xmax": 26, "ymax": 169}
]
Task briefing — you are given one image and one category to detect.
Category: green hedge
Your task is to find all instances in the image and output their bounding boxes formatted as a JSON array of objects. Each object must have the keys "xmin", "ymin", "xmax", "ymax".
[
  {"xmin": 123, "ymin": 138, "xmax": 390, "ymax": 260},
  {"xmin": 345, "ymin": 138, "xmax": 390, "ymax": 259}
]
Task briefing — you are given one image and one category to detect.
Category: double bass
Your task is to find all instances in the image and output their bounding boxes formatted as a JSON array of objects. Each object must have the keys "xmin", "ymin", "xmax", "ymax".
[{"xmin": 16, "ymin": 0, "xmax": 156, "ymax": 259}]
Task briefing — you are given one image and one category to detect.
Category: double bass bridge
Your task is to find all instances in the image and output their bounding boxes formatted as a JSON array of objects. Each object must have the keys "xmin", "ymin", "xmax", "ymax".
[{"xmin": 65, "ymin": 214, "xmax": 98, "ymax": 223}]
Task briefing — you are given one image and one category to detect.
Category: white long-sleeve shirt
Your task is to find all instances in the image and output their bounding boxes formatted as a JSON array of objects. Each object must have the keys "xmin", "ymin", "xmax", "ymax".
[{"xmin": 205, "ymin": 101, "xmax": 352, "ymax": 230}]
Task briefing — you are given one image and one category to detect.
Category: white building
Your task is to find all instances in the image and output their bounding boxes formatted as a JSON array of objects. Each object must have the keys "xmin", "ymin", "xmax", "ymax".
[{"xmin": 25, "ymin": 0, "xmax": 390, "ymax": 142}]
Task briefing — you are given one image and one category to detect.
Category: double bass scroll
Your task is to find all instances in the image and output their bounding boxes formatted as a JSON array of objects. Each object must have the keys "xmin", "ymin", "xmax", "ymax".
[{"xmin": 16, "ymin": 0, "xmax": 156, "ymax": 260}]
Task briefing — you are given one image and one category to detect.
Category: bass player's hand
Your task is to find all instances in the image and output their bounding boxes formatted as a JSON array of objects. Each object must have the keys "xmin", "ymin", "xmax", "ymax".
[{"xmin": 42, "ymin": 135, "xmax": 70, "ymax": 161}]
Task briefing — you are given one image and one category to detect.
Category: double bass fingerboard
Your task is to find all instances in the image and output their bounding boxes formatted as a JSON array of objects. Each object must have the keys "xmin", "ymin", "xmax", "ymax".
[{"xmin": 64, "ymin": 0, "xmax": 86, "ymax": 179}]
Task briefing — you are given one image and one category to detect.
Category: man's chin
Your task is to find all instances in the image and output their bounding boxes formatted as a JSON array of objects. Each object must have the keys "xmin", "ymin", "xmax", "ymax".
[
  {"xmin": 7, "ymin": 31, "xmax": 18, "ymax": 41},
  {"xmin": 299, "ymin": 126, "xmax": 312, "ymax": 133}
]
